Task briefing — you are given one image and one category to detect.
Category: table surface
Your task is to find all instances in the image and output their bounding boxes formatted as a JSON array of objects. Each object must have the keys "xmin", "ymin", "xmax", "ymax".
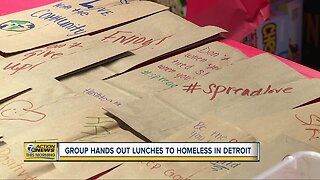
[{"xmin": 0, "ymin": 0, "xmax": 319, "ymax": 79}]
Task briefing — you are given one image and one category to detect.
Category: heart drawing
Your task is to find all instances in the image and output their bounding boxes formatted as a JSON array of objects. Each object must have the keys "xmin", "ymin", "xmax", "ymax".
[{"xmin": 0, "ymin": 100, "xmax": 46, "ymax": 122}]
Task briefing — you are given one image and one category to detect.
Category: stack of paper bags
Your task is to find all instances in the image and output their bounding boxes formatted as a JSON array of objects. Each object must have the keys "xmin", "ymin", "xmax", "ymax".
[{"xmin": 0, "ymin": 0, "xmax": 319, "ymax": 179}]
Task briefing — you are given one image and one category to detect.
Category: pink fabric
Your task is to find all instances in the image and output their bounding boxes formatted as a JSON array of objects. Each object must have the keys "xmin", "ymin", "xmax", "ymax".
[
  {"xmin": 220, "ymin": 39, "xmax": 320, "ymax": 78},
  {"xmin": 0, "ymin": 0, "xmax": 60, "ymax": 15},
  {"xmin": 186, "ymin": 0, "xmax": 270, "ymax": 41}
]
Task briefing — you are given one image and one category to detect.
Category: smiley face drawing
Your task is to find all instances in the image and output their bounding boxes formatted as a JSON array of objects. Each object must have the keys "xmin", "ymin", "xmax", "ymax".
[
  {"xmin": 0, "ymin": 100, "xmax": 46, "ymax": 122},
  {"xmin": 0, "ymin": 20, "xmax": 35, "ymax": 32}
]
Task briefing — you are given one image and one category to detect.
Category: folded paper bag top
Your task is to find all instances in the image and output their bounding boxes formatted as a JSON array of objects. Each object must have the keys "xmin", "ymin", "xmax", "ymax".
[
  {"xmin": 0, "ymin": 74, "xmax": 30, "ymax": 102},
  {"xmin": 0, "ymin": 0, "xmax": 168, "ymax": 53}
]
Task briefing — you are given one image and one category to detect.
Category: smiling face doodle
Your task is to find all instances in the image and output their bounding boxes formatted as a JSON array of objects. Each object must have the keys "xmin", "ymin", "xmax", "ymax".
[
  {"xmin": 0, "ymin": 20, "xmax": 35, "ymax": 32},
  {"xmin": 0, "ymin": 100, "xmax": 46, "ymax": 122}
]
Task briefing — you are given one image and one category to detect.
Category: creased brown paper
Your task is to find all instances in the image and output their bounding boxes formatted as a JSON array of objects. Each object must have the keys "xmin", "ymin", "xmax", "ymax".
[
  {"xmin": 107, "ymin": 53, "xmax": 319, "ymax": 141},
  {"xmin": 100, "ymin": 115, "xmax": 255, "ymax": 179},
  {"xmin": 0, "ymin": 0, "xmax": 167, "ymax": 53},
  {"xmin": 238, "ymin": 102, "xmax": 320, "ymax": 149},
  {"xmin": 61, "ymin": 41, "xmax": 246, "ymax": 110},
  {"xmin": 0, "ymin": 75, "xmax": 30, "ymax": 102}
]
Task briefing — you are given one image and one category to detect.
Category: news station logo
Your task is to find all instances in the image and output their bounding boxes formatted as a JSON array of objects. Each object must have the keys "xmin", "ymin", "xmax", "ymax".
[
  {"xmin": 24, "ymin": 143, "xmax": 57, "ymax": 161},
  {"xmin": 26, "ymin": 143, "xmax": 36, "ymax": 152}
]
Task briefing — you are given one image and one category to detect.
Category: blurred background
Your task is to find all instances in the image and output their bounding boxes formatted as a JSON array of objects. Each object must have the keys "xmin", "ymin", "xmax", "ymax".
[{"xmin": 149, "ymin": 0, "xmax": 320, "ymax": 71}]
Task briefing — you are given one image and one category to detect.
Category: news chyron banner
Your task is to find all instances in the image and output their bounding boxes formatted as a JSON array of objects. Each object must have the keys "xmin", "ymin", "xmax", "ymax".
[{"xmin": 24, "ymin": 142, "xmax": 260, "ymax": 162}]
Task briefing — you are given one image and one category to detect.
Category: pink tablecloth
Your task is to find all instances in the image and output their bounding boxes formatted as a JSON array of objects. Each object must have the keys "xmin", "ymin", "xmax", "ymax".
[{"xmin": 0, "ymin": 0, "xmax": 60, "ymax": 16}]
